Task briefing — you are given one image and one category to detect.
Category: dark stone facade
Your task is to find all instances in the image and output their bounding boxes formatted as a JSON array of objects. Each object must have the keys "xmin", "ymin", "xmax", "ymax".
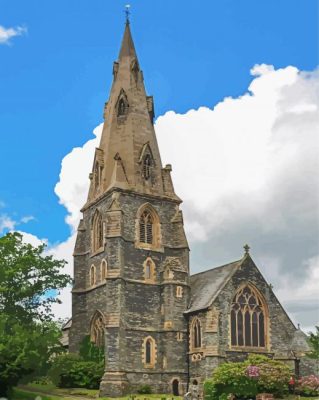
[{"xmin": 68, "ymin": 20, "xmax": 317, "ymax": 398}]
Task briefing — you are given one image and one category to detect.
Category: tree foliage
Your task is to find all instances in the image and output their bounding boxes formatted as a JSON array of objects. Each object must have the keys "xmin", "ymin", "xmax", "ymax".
[
  {"xmin": 0, "ymin": 232, "xmax": 72, "ymax": 397},
  {"xmin": 307, "ymin": 326, "xmax": 319, "ymax": 360}
]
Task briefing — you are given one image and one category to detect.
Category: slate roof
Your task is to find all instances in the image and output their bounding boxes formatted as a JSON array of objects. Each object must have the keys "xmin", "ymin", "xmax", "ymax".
[{"xmin": 185, "ymin": 259, "xmax": 243, "ymax": 314}]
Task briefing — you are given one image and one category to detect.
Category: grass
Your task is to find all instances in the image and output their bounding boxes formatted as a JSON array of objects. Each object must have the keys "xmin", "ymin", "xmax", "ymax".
[
  {"xmin": 18, "ymin": 384, "xmax": 183, "ymax": 400},
  {"xmin": 15, "ymin": 385, "xmax": 319, "ymax": 400}
]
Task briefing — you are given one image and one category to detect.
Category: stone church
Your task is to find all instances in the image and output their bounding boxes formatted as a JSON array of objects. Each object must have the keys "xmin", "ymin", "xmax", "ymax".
[{"xmin": 67, "ymin": 21, "xmax": 312, "ymax": 397}]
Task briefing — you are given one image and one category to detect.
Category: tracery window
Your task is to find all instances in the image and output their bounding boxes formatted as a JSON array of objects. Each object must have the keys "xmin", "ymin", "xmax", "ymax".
[
  {"xmin": 191, "ymin": 318, "xmax": 202, "ymax": 349},
  {"xmin": 230, "ymin": 285, "xmax": 266, "ymax": 348},
  {"xmin": 139, "ymin": 210, "xmax": 153, "ymax": 244},
  {"xmin": 143, "ymin": 154, "xmax": 151, "ymax": 180},
  {"xmin": 92, "ymin": 210, "xmax": 103, "ymax": 252},
  {"xmin": 90, "ymin": 311, "xmax": 105, "ymax": 347}
]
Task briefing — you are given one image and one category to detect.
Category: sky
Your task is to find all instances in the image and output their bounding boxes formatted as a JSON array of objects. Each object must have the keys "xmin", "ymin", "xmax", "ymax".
[{"xmin": 0, "ymin": 0, "xmax": 318, "ymax": 330}]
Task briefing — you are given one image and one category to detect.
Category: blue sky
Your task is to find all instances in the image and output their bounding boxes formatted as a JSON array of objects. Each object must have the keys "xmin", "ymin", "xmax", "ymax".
[
  {"xmin": 1, "ymin": 0, "xmax": 317, "ymax": 243},
  {"xmin": 1, "ymin": 1, "xmax": 319, "ymax": 328}
]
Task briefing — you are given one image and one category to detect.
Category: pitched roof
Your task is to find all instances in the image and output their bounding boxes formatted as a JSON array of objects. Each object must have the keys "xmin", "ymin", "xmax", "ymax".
[{"xmin": 185, "ymin": 259, "xmax": 243, "ymax": 314}]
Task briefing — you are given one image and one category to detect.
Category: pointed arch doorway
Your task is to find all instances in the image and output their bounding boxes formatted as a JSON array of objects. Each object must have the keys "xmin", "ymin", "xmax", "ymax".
[{"xmin": 172, "ymin": 379, "xmax": 179, "ymax": 396}]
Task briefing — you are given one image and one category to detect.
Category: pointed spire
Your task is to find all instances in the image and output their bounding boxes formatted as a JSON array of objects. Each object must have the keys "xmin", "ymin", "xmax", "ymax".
[{"xmin": 118, "ymin": 19, "xmax": 137, "ymax": 60}]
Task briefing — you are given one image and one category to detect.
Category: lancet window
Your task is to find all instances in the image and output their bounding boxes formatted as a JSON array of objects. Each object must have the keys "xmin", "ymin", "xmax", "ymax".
[
  {"xmin": 191, "ymin": 318, "xmax": 202, "ymax": 349},
  {"xmin": 101, "ymin": 259, "xmax": 107, "ymax": 280},
  {"xmin": 230, "ymin": 285, "xmax": 267, "ymax": 348},
  {"xmin": 143, "ymin": 154, "xmax": 151, "ymax": 180},
  {"xmin": 143, "ymin": 336, "xmax": 156, "ymax": 367},
  {"xmin": 92, "ymin": 210, "xmax": 103, "ymax": 252},
  {"xmin": 90, "ymin": 311, "xmax": 105, "ymax": 347},
  {"xmin": 90, "ymin": 265, "xmax": 96, "ymax": 286}
]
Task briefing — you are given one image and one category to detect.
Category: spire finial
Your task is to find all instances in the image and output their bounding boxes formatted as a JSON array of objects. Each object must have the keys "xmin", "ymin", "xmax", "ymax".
[
  {"xmin": 125, "ymin": 4, "xmax": 131, "ymax": 24},
  {"xmin": 243, "ymin": 244, "xmax": 250, "ymax": 255}
]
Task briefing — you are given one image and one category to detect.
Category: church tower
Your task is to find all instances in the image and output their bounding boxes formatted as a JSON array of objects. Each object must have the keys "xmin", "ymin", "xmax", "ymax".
[{"xmin": 69, "ymin": 20, "xmax": 190, "ymax": 397}]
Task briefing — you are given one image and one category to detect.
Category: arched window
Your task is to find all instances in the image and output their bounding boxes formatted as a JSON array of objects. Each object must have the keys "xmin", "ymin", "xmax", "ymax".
[
  {"xmin": 90, "ymin": 265, "xmax": 96, "ymax": 286},
  {"xmin": 191, "ymin": 318, "xmax": 202, "ymax": 349},
  {"xmin": 144, "ymin": 257, "xmax": 155, "ymax": 281},
  {"xmin": 145, "ymin": 260, "xmax": 151, "ymax": 279},
  {"xmin": 136, "ymin": 204, "xmax": 161, "ymax": 250},
  {"xmin": 231, "ymin": 285, "xmax": 267, "ymax": 348},
  {"xmin": 92, "ymin": 210, "xmax": 103, "ymax": 252},
  {"xmin": 118, "ymin": 98, "xmax": 126, "ymax": 117},
  {"xmin": 139, "ymin": 210, "xmax": 153, "ymax": 244},
  {"xmin": 143, "ymin": 154, "xmax": 151, "ymax": 180},
  {"xmin": 143, "ymin": 336, "xmax": 156, "ymax": 367},
  {"xmin": 176, "ymin": 286, "xmax": 183, "ymax": 298},
  {"xmin": 90, "ymin": 311, "xmax": 105, "ymax": 347},
  {"xmin": 101, "ymin": 259, "xmax": 107, "ymax": 280}
]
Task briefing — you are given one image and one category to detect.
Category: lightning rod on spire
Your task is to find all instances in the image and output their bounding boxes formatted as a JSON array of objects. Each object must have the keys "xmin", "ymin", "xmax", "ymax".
[{"xmin": 125, "ymin": 4, "xmax": 131, "ymax": 24}]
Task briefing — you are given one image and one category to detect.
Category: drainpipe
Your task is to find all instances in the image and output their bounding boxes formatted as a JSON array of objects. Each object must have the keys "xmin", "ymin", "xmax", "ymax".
[{"xmin": 186, "ymin": 313, "xmax": 190, "ymax": 392}]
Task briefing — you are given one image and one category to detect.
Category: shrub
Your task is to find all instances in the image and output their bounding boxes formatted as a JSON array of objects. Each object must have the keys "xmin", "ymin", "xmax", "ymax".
[
  {"xmin": 296, "ymin": 375, "xmax": 319, "ymax": 396},
  {"xmin": 79, "ymin": 335, "xmax": 104, "ymax": 363},
  {"xmin": 48, "ymin": 353, "xmax": 82, "ymax": 386},
  {"xmin": 48, "ymin": 353, "xmax": 104, "ymax": 389},
  {"xmin": 59, "ymin": 361, "xmax": 104, "ymax": 389},
  {"xmin": 137, "ymin": 384, "xmax": 152, "ymax": 394},
  {"xmin": 203, "ymin": 355, "xmax": 291, "ymax": 400}
]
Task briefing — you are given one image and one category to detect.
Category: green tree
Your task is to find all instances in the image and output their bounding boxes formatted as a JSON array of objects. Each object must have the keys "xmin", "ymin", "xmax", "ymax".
[
  {"xmin": 307, "ymin": 326, "xmax": 319, "ymax": 360},
  {"xmin": 0, "ymin": 232, "xmax": 72, "ymax": 397}
]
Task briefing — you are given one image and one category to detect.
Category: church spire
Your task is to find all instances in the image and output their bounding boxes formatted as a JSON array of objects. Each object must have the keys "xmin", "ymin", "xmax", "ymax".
[
  {"xmin": 85, "ymin": 20, "xmax": 180, "ymax": 208},
  {"xmin": 118, "ymin": 19, "xmax": 137, "ymax": 60}
]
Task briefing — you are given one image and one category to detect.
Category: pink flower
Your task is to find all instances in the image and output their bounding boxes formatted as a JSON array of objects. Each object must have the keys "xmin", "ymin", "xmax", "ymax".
[{"xmin": 246, "ymin": 365, "xmax": 260, "ymax": 378}]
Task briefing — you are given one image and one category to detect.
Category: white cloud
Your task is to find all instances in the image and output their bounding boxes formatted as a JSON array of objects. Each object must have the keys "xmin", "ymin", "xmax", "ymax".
[
  {"xmin": 14, "ymin": 64, "xmax": 318, "ymax": 329},
  {"xmin": 0, "ymin": 24, "xmax": 27, "ymax": 45},
  {"xmin": 20, "ymin": 215, "xmax": 35, "ymax": 224},
  {"xmin": 0, "ymin": 214, "xmax": 17, "ymax": 233},
  {"xmin": 54, "ymin": 125, "xmax": 102, "ymax": 232}
]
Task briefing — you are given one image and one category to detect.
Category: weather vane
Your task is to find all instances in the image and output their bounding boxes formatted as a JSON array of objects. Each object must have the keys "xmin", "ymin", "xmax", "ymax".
[{"xmin": 125, "ymin": 4, "xmax": 131, "ymax": 23}]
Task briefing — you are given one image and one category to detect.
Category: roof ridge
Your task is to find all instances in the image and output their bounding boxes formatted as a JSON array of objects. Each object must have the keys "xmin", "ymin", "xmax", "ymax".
[{"xmin": 190, "ymin": 258, "xmax": 243, "ymax": 278}]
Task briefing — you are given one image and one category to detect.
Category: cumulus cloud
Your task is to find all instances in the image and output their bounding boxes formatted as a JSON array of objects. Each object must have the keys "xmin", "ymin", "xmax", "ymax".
[
  {"xmin": 0, "ymin": 213, "xmax": 36, "ymax": 234},
  {"xmin": 54, "ymin": 125, "xmax": 102, "ymax": 232},
  {"xmin": 155, "ymin": 64, "xmax": 319, "ymax": 329},
  {"xmin": 0, "ymin": 24, "xmax": 27, "ymax": 45},
  {"xmin": 26, "ymin": 64, "xmax": 319, "ymax": 329}
]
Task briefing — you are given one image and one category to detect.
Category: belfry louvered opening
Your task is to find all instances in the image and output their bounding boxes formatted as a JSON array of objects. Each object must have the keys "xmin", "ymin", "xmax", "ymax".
[{"xmin": 139, "ymin": 210, "xmax": 153, "ymax": 244}]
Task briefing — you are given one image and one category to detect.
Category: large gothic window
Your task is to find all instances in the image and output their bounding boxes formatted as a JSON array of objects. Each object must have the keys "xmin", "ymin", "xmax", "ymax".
[
  {"xmin": 191, "ymin": 318, "xmax": 202, "ymax": 349},
  {"xmin": 231, "ymin": 285, "xmax": 267, "ymax": 348},
  {"xmin": 90, "ymin": 311, "xmax": 105, "ymax": 347},
  {"xmin": 92, "ymin": 210, "xmax": 103, "ymax": 252},
  {"xmin": 139, "ymin": 210, "xmax": 153, "ymax": 244}
]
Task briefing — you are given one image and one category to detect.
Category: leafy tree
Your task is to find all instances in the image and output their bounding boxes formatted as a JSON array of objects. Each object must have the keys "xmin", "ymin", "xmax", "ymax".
[
  {"xmin": 307, "ymin": 326, "xmax": 319, "ymax": 360},
  {"xmin": 0, "ymin": 232, "xmax": 72, "ymax": 397}
]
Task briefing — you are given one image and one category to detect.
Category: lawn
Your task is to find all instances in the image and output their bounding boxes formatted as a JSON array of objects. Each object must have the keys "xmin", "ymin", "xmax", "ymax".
[
  {"xmin": 15, "ymin": 384, "xmax": 183, "ymax": 400},
  {"xmin": 13, "ymin": 385, "xmax": 319, "ymax": 400}
]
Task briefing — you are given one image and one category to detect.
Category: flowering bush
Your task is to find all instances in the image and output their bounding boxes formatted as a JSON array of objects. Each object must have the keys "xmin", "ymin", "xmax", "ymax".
[
  {"xmin": 296, "ymin": 375, "xmax": 319, "ymax": 396},
  {"xmin": 204, "ymin": 355, "xmax": 291, "ymax": 400}
]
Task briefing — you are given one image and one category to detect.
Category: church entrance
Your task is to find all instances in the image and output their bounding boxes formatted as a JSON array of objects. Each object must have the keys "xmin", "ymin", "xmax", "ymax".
[{"xmin": 172, "ymin": 379, "xmax": 179, "ymax": 396}]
